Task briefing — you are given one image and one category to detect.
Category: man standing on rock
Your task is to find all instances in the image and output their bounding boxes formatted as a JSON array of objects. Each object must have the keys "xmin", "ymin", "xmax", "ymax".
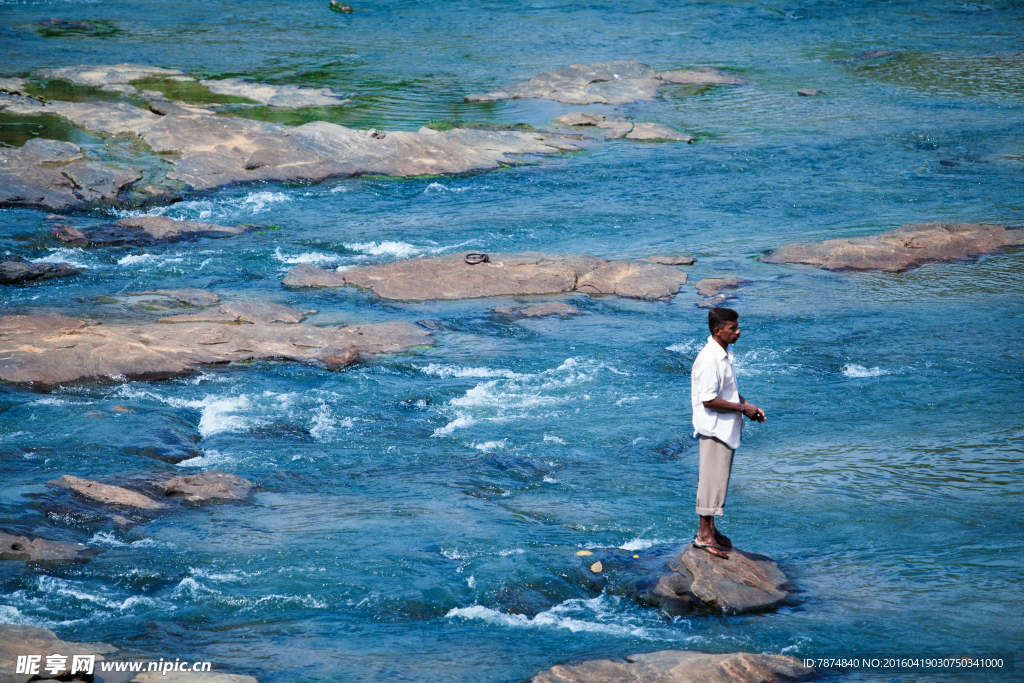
[{"xmin": 690, "ymin": 307, "xmax": 765, "ymax": 559}]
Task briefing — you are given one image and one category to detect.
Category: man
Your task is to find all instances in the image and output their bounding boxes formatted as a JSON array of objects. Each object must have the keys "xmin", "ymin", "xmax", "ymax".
[{"xmin": 690, "ymin": 307, "xmax": 765, "ymax": 559}]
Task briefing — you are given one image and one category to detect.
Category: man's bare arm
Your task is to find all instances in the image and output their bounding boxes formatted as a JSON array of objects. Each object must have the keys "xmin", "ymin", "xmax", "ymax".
[{"xmin": 703, "ymin": 397, "xmax": 765, "ymax": 422}]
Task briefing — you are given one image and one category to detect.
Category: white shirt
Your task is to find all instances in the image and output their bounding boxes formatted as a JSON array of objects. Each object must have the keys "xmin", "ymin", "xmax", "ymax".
[{"xmin": 691, "ymin": 336, "xmax": 743, "ymax": 449}]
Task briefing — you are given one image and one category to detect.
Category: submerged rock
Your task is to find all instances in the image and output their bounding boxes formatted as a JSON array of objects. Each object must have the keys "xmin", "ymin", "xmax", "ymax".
[
  {"xmin": 284, "ymin": 252, "xmax": 688, "ymax": 301},
  {"xmin": 643, "ymin": 545, "xmax": 791, "ymax": 614},
  {"xmin": 157, "ymin": 470, "xmax": 253, "ymax": 503},
  {"xmin": 641, "ymin": 255, "xmax": 696, "ymax": 265},
  {"xmin": 555, "ymin": 112, "xmax": 605, "ymax": 126},
  {"xmin": 136, "ymin": 289, "xmax": 222, "ymax": 307},
  {"xmin": 625, "ymin": 123, "xmax": 692, "ymax": 142},
  {"xmin": 797, "ymin": 88, "xmax": 822, "ymax": 96},
  {"xmin": 466, "ymin": 61, "xmax": 744, "ymax": 105},
  {"xmin": 0, "ymin": 531, "xmax": 93, "ymax": 564},
  {"xmin": 199, "ymin": 78, "xmax": 352, "ymax": 108},
  {"xmin": 695, "ymin": 277, "xmax": 750, "ymax": 307},
  {"xmin": 157, "ymin": 302, "xmax": 314, "ymax": 325},
  {"xmin": 0, "ymin": 313, "xmax": 432, "ymax": 385},
  {"xmin": 0, "ymin": 260, "xmax": 79, "ymax": 285},
  {"xmin": 0, "ymin": 624, "xmax": 116, "ymax": 683},
  {"xmin": 658, "ymin": 67, "xmax": 747, "ymax": 85},
  {"xmin": 50, "ymin": 223, "xmax": 88, "ymax": 244},
  {"xmin": 37, "ymin": 63, "xmax": 187, "ymax": 87},
  {"xmin": 0, "ymin": 138, "xmax": 140, "ymax": 211},
  {"xmin": 48, "ymin": 475, "xmax": 167, "ymax": 510},
  {"xmin": 530, "ymin": 650, "xmax": 814, "ymax": 683},
  {"xmin": 105, "ymin": 216, "xmax": 249, "ymax": 243},
  {"xmin": 760, "ymin": 221, "xmax": 1024, "ymax": 272},
  {"xmin": 493, "ymin": 302, "xmax": 583, "ymax": 318}
]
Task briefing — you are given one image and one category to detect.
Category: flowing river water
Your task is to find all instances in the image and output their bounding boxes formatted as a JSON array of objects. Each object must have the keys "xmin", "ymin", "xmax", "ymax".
[{"xmin": 1, "ymin": 1, "xmax": 1022, "ymax": 681}]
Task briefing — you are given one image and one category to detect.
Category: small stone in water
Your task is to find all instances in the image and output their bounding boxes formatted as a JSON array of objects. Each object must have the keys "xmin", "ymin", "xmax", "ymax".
[
  {"xmin": 590, "ymin": 561, "xmax": 603, "ymax": 573},
  {"xmin": 575, "ymin": 550, "xmax": 593, "ymax": 556},
  {"xmin": 330, "ymin": 0, "xmax": 354, "ymax": 12},
  {"xmin": 798, "ymin": 89, "xmax": 822, "ymax": 96}
]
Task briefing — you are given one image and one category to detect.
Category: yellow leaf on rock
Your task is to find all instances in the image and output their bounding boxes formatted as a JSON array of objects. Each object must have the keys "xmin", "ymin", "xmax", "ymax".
[
  {"xmin": 575, "ymin": 550, "xmax": 593, "ymax": 556},
  {"xmin": 590, "ymin": 561, "xmax": 603, "ymax": 573}
]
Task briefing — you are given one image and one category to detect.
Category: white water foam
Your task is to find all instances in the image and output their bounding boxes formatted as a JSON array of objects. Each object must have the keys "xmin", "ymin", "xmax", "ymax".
[
  {"xmin": 842, "ymin": 363, "xmax": 890, "ymax": 378},
  {"xmin": 30, "ymin": 248, "xmax": 93, "ymax": 269},
  {"xmin": 273, "ymin": 246, "xmax": 344, "ymax": 265},
  {"xmin": 446, "ymin": 594, "xmax": 651, "ymax": 638},
  {"xmin": 116, "ymin": 253, "xmax": 185, "ymax": 267},
  {"xmin": 619, "ymin": 538, "xmax": 671, "ymax": 551},
  {"xmin": 344, "ymin": 240, "xmax": 422, "ymax": 258},
  {"xmin": 543, "ymin": 434, "xmax": 567, "ymax": 444},
  {"xmin": 117, "ymin": 190, "xmax": 291, "ymax": 222},
  {"xmin": 666, "ymin": 339, "xmax": 701, "ymax": 354},
  {"xmin": 421, "ymin": 364, "xmax": 527, "ymax": 380},
  {"xmin": 473, "ymin": 440, "xmax": 507, "ymax": 451},
  {"xmin": 422, "ymin": 182, "xmax": 488, "ymax": 194}
]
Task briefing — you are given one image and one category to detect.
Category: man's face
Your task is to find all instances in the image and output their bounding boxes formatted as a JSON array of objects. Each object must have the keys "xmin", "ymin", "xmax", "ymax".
[{"xmin": 714, "ymin": 320, "xmax": 740, "ymax": 345}]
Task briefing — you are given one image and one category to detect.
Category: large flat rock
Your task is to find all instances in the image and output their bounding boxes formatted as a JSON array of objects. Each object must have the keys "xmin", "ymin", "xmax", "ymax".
[
  {"xmin": 644, "ymin": 545, "xmax": 791, "ymax": 614},
  {"xmin": 200, "ymin": 77, "xmax": 350, "ymax": 108},
  {"xmin": 0, "ymin": 313, "xmax": 432, "ymax": 386},
  {"xmin": 156, "ymin": 470, "xmax": 253, "ymax": 503},
  {"xmin": 283, "ymin": 252, "xmax": 688, "ymax": 301},
  {"xmin": 466, "ymin": 61, "xmax": 744, "ymax": 105},
  {"xmin": 0, "ymin": 531, "xmax": 93, "ymax": 565},
  {"xmin": 0, "ymin": 92, "xmax": 577, "ymax": 208},
  {"xmin": 49, "ymin": 475, "xmax": 166, "ymax": 509},
  {"xmin": 130, "ymin": 672, "xmax": 258, "ymax": 683},
  {"xmin": 0, "ymin": 138, "xmax": 139, "ymax": 211},
  {"xmin": 37, "ymin": 63, "xmax": 187, "ymax": 86},
  {"xmin": 0, "ymin": 260, "xmax": 78, "ymax": 285},
  {"xmin": 760, "ymin": 221, "xmax": 1024, "ymax": 272},
  {"xmin": 530, "ymin": 650, "xmax": 814, "ymax": 683},
  {"xmin": 157, "ymin": 302, "xmax": 313, "ymax": 324},
  {"xmin": 0, "ymin": 624, "xmax": 116, "ymax": 683}
]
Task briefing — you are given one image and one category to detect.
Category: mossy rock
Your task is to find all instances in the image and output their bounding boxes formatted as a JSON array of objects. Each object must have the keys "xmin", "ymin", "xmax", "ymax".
[
  {"xmin": 423, "ymin": 119, "xmax": 535, "ymax": 132},
  {"xmin": 36, "ymin": 18, "xmax": 121, "ymax": 38},
  {"xmin": 329, "ymin": 1, "xmax": 354, "ymax": 12}
]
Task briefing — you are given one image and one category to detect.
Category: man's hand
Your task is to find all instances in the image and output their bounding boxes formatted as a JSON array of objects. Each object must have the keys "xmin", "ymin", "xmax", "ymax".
[{"xmin": 742, "ymin": 403, "xmax": 766, "ymax": 423}]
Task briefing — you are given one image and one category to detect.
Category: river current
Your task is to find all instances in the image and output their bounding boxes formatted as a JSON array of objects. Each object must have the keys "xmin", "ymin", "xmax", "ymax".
[{"xmin": 1, "ymin": 1, "xmax": 1022, "ymax": 681}]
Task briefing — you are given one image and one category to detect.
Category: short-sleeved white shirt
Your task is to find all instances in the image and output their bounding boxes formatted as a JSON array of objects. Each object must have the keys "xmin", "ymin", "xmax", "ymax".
[{"xmin": 691, "ymin": 336, "xmax": 743, "ymax": 449}]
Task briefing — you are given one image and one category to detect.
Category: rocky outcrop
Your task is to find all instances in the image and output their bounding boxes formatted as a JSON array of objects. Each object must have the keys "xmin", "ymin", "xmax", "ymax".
[
  {"xmin": 658, "ymin": 67, "xmax": 746, "ymax": 85},
  {"xmin": 556, "ymin": 114, "xmax": 692, "ymax": 142},
  {"xmin": 38, "ymin": 63, "xmax": 187, "ymax": 87},
  {"xmin": 466, "ymin": 61, "xmax": 744, "ymax": 105},
  {"xmin": 58, "ymin": 216, "xmax": 253, "ymax": 246},
  {"xmin": 199, "ymin": 78, "xmax": 351, "ymax": 108},
  {"xmin": 157, "ymin": 302, "xmax": 313, "ymax": 324},
  {"xmin": 0, "ymin": 624, "xmax": 116, "ymax": 683},
  {"xmin": 0, "ymin": 531, "xmax": 93, "ymax": 565},
  {"xmin": 643, "ymin": 545, "xmax": 791, "ymax": 614},
  {"xmin": 0, "ymin": 90, "xmax": 577, "ymax": 209},
  {"xmin": 48, "ymin": 475, "xmax": 167, "ymax": 510},
  {"xmin": 0, "ymin": 138, "xmax": 139, "ymax": 211},
  {"xmin": 284, "ymin": 252, "xmax": 688, "ymax": 301},
  {"xmin": 641, "ymin": 255, "xmax": 696, "ymax": 266},
  {"xmin": 0, "ymin": 313, "xmax": 432, "ymax": 385},
  {"xmin": 760, "ymin": 222, "xmax": 1024, "ymax": 272},
  {"xmin": 493, "ymin": 302, "xmax": 583, "ymax": 318},
  {"xmin": 134, "ymin": 289, "xmax": 222, "ymax": 307},
  {"xmin": 530, "ymin": 650, "xmax": 814, "ymax": 683},
  {"xmin": 157, "ymin": 470, "xmax": 253, "ymax": 503},
  {"xmin": 0, "ymin": 260, "xmax": 78, "ymax": 285},
  {"xmin": 797, "ymin": 89, "xmax": 822, "ymax": 96},
  {"xmin": 694, "ymin": 277, "xmax": 749, "ymax": 308},
  {"xmin": 130, "ymin": 672, "xmax": 258, "ymax": 683}
]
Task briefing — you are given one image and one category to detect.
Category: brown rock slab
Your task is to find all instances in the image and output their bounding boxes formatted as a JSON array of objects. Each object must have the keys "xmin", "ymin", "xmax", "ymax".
[
  {"xmin": 697, "ymin": 294, "xmax": 735, "ymax": 309},
  {"xmin": 157, "ymin": 470, "xmax": 253, "ymax": 503},
  {"xmin": 50, "ymin": 224, "xmax": 88, "ymax": 243},
  {"xmin": 114, "ymin": 216, "xmax": 248, "ymax": 240},
  {"xmin": 695, "ymin": 276, "xmax": 748, "ymax": 297},
  {"xmin": 0, "ymin": 531, "xmax": 93, "ymax": 565},
  {"xmin": 0, "ymin": 260, "xmax": 78, "ymax": 285},
  {"xmin": 158, "ymin": 302, "xmax": 314, "ymax": 325},
  {"xmin": 760, "ymin": 221, "xmax": 1024, "ymax": 272},
  {"xmin": 530, "ymin": 650, "xmax": 814, "ymax": 683},
  {"xmin": 657, "ymin": 67, "xmax": 746, "ymax": 85},
  {"xmin": 48, "ymin": 475, "xmax": 167, "ymax": 510},
  {"xmin": 0, "ymin": 138, "xmax": 139, "ymax": 211},
  {"xmin": 596, "ymin": 120, "xmax": 633, "ymax": 139},
  {"xmin": 141, "ymin": 289, "xmax": 221, "ymax": 307},
  {"xmin": 493, "ymin": 302, "xmax": 583, "ymax": 318},
  {"xmin": 641, "ymin": 255, "xmax": 696, "ymax": 265},
  {"xmin": 556, "ymin": 112, "xmax": 605, "ymax": 126},
  {"xmin": 625, "ymin": 123, "xmax": 692, "ymax": 142},
  {"xmin": 466, "ymin": 61, "xmax": 663, "ymax": 105},
  {"xmin": 0, "ymin": 313, "xmax": 432, "ymax": 386},
  {"xmin": 283, "ymin": 252, "xmax": 688, "ymax": 301},
  {"xmin": 0, "ymin": 624, "xmax": 116, "ymax": 683},
  {"xmin": 649, "ymin": 545, "xmax": 791, "ymax": 614}
]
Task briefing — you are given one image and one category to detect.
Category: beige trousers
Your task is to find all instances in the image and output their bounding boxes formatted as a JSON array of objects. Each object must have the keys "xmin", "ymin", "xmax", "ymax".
[{"xmin": 696, "ymin": 435, "xmax": 735, "ymax": 516}]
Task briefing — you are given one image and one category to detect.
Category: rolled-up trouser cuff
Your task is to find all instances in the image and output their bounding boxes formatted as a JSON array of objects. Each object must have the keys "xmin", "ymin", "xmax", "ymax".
[{"xmin": 695, "ymin": 435, "xmax": 735, "ymax": 517}]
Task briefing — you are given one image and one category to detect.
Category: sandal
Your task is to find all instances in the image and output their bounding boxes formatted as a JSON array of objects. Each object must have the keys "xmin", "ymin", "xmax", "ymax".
[{"xmin": 692, "ymin": 540, "xmax": 730, "ymax": 559}]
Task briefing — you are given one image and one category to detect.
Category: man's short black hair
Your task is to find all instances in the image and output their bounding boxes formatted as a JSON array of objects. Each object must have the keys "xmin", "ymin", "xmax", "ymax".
[{"xmin": 708, "ymin": 307, "xmax": 738, "ymax": 333}]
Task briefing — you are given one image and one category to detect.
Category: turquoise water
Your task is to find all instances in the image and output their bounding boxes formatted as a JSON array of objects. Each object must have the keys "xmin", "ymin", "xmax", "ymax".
[{"xmin": 1, "ymin": 1, "xmax": 1022, "ymax": 681}]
